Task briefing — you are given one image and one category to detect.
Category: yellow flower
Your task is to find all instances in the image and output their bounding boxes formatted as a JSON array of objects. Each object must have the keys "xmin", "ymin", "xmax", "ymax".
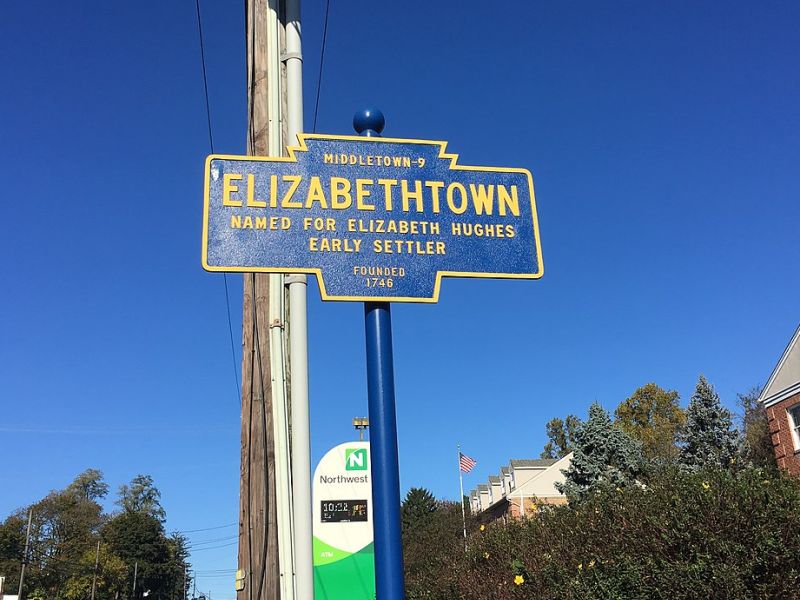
[
  {"xmin": 701, "ymin": 481, "xmax": 710, "ymax": 491},
  {"xmin": 588, "ymin": 559, "xmax": 596, "ymax": 568},
  {"xmin": 514, "ymin": 575, "xmax": 525, "ymax": 586},
  {"xmin": 480, "ymin": 524, "xmax": 486, "ymax": 532},
  {"xmin": 484, "ymin": 552, "xmax": 490, "ymax": 559},
  {"xmin": 577, "ymin": 563, "xmax": 583, "ymax": 571},
  {"xmin": 531, "ymin": 503, "xmax": 538, "ymax": 511}
]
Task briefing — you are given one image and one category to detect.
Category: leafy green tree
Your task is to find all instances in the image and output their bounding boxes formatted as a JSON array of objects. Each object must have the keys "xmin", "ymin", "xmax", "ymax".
[
  {"xmin": 1, "ymin": 471, "xmax": 185, "ymax": 600},
  {"xmin": 61, "ymin": 543, "xmax": 128, "ymax": 600},
  {"xmin": 401, "ymin": 488, "xmax": 438, "ymax": 532},
  {"xmin": 0, "ymin": 513, "xmax": 25, "ymax": 589},
  {"xmin": 738, "ymin": 386, "xmax": 776, "ymax": 469},
  {"xmin": 680, "ymin": 376, "xmax": 740, "ymax": 470},
  {"xmin": 557, "ymin": 403, "xmax": 642, "ymax": 502},
  {"xmin": 117, "ymin": 475, "xmax": 166, "ymax": 522},
  {"xmin": 66, "ymin": 469, "xmax": 109, "ymax": 502},
  {"xmin": 540, "ymin": 415, "xmax": 580, "ymax": 459},
  {"xmin": 615, "ymin": 383, "xmax": 685, "ymax": 462},
  {"xmin": 22, "ymin": 470, "xmax": 108, "ymax": 598}
]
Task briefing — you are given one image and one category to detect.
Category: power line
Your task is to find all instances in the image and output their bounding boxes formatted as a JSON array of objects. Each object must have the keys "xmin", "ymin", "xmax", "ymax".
[
  {"xmin": 194, "ymin": 0, "xmax": 242, "ymax": 405},
  {"xmin": 188, "ymin": 541, "xmax": 238, "ymax": 552},
  {"xmin": 186, "ymin": 535, "xmax": 238, "ymax": 547},
  {"xmin": 194, "ymin": 569, "xmax": 237, "ymax": 574},
  {"xmin": 195, "ymin": 0, "xmax": 215, "ymax": 152},
  {"xmin": 176, "ymin": 522, "xmax": 237, "ymax": 534},
  {"xmin": 28, "ymin": 547, "xmax": 197, "ymax": 576},
  {"xmin": 34, "ymin": 522, "xmax": 236, "ymax": 555},
  {"xmin": 312, "ymin": 0, "xmax": 332, "ymax": 133},
  {"xmin": 28, "ymin": 548, "xmax": 91, "ymax": 572}
]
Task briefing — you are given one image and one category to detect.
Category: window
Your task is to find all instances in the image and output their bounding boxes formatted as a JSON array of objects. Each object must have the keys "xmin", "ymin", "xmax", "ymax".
[{"xmin": 788, "ymin": 404, "xmax": 800, "ymax": 451}]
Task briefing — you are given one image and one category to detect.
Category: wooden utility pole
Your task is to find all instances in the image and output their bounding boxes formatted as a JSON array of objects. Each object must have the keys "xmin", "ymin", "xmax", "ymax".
[
  {"xmin": 238, "ymin": 2, "xmax": 281, "ymax": 600},
  {"xmin": 132, "ymin": 561, "xmax": 138, "ymax": 600},
  {"xmin": 18, "ymin": 509, "xmax": 33, "ymax": 600},
  {"xmin": 90, "ymin": 540, "xmax": 101, "ymax": 600}
]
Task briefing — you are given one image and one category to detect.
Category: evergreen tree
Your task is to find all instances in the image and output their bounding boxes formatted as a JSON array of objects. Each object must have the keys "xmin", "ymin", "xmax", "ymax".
[
  {"xmin": 103, "ymin": 510, "xmax": 171, "ymax": 600},
  {"xmin": 103, "ymin": 475, "xmax": 187, "ymax": 600},
  {"xmin": 556, "ymin": 402, "xmax": 642, "ymax": 502},
  {"xmin": 679, "ymin": 375, "xmax": 740, "ymax": 470},
  {"xmin": 615, "ymin": 383, "xmax": 685, "ymax": 462},
  {"xmin": 165, "ymin": 533, "xmax": 191, "ymax": 600},
  {"xmin": 401, "ymin": 488, "xmax": 437, "ymax": 532},
  {"xmin": 540, "ymin": 415, "xmax": 580, "ymax": 459}
]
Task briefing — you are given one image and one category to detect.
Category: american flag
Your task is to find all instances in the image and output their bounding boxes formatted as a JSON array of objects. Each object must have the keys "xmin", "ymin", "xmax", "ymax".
[{"xmin": 459, "ymin": 452, "xmax": 477, "ymax": 473}]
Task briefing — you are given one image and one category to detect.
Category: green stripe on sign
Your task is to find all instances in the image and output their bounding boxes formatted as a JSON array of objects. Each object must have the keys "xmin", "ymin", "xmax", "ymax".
[{"xmin": 313, "ymin": 538, "xmax": 375, "ymax": 600}]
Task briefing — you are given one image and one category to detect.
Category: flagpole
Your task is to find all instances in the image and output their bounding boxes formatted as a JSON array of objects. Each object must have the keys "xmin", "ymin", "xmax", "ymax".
[{"xmin": 457, "ymin": 444, "xmax": 467, "ymax": 550}]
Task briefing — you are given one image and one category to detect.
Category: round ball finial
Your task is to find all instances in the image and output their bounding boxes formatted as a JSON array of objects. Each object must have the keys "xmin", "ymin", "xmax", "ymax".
[{"xmin": 353, "ymin": 108, "xmax": 385, "ymax": 135}]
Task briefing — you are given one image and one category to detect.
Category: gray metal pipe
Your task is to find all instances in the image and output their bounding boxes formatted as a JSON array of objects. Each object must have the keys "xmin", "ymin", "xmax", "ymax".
[{"xmin": 283, "ymin": 0, "xmax": 314, "ymax": 598}]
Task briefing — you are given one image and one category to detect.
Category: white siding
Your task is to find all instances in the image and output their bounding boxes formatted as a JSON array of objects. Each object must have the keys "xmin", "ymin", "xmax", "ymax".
[
  {"xmin": 516, "ymin": 454, "xmax": 572, "ymax": 499},
  {"xmin": 489, "ymin": 482, "xmax": 504, "ymax": 504},
  {"xmin": 478, "ymin": 489, "xmax": 490, "ymax": 511},
  {"xmin": 509, "ymin": 466, "xmax": 547, "ymax": 488}
]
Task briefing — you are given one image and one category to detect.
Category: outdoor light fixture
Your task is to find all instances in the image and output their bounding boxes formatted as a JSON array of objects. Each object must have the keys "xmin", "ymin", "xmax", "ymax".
[{"xmin": 353, "ymin": 417, "xmax": 369, "ymax": 440}]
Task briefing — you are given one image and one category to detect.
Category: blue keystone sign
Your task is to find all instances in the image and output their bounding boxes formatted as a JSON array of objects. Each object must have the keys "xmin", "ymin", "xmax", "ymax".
[{"xmin": 202, "ymin": 134, "xmax": 543, "ymax": 302}]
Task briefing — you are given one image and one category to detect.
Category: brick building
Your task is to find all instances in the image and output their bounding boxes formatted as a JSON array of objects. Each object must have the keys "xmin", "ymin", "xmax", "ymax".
[{"xmin": 759, "ymin": 325, "xmax": 800, "ymax": 475}]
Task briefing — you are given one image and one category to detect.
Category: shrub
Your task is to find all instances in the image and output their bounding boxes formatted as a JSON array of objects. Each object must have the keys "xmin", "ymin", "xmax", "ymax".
[{"xmin": 405, "ymin": 467, "xmax": 800, "ymax": 599}]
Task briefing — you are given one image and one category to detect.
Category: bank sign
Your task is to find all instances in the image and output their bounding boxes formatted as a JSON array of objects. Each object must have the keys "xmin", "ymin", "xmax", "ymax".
[
  {"xmin": 202, "ymin": 134, "xmax": 543, "ymax": 302},
  {"xmin": 312, "ymin": 441, "xmax": 374, "ymax": 600}
]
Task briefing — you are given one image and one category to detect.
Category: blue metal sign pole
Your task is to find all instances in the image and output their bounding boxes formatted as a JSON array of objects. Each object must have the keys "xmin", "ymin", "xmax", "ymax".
[{"xmin": 355, "ymin": 108, "xmax": 406, "ymax": 600}]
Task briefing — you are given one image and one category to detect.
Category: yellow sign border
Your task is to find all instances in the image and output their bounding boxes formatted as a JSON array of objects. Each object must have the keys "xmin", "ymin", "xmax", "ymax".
[{"xmin": 202, "ymin": 133, "xmax": 544, "ymax": 303}]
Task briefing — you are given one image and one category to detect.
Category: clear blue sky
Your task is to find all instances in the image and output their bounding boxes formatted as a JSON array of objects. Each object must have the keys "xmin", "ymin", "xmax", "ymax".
[{"xmin": 2, "ymin": 1, "xmax": 799, "ymax": 598}]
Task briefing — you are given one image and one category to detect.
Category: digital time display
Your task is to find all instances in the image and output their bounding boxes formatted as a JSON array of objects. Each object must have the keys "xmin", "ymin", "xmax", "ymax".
[{"xmin": 321, "ymin": 499, "xmax": 368, "ymax": 523}]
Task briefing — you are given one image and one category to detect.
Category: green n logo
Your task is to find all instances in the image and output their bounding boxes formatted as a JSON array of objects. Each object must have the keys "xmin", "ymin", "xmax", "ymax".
[{"xmin": 345, "ymin": 448, "xmax": 368, "ymax": 471}]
